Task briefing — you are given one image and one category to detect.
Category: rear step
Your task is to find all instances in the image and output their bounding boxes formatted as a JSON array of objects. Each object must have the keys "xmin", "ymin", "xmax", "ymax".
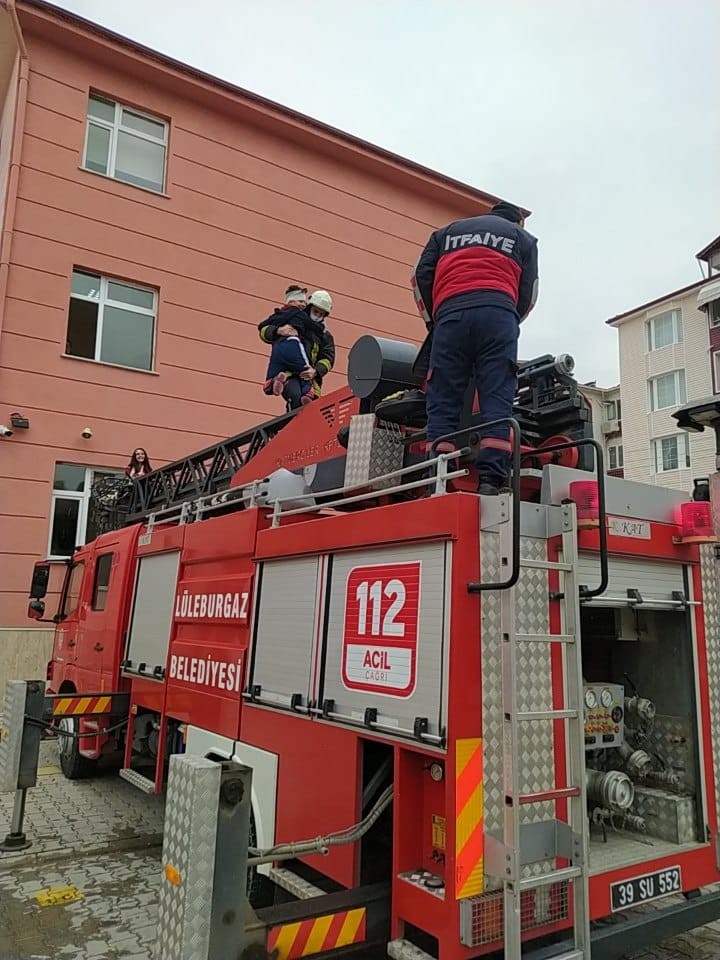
[
  {"xmin": 387, "ymin": 940, "xmax": 434, "ymax": 960},
  {"xmin": 388, "ymin": 940, "xmax": 584, "ymax": 960},
  {"xmin": 119, "ymin": 767, "xmax": 156, "ymax": 794}
]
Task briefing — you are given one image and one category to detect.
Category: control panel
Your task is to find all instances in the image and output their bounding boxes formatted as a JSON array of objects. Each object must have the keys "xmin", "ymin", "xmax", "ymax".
[{"xmin": 584, "ymin": 682, "xmax": 624, "ymax": 751}]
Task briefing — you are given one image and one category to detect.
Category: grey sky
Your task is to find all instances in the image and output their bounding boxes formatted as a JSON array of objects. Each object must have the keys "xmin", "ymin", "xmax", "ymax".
[{"xmin": 55, "ymin": 0, "xmax": 720, "ymax": 386}]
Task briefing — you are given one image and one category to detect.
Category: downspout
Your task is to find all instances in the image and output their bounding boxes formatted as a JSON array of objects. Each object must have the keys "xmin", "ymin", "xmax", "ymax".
[{"xmin": 0, "ymin": 0, "xmax": 29, "ymax": 343}]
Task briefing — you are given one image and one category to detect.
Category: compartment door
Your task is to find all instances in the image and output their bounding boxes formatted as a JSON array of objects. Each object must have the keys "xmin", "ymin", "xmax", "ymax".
[
  {"xmin": 249, "ymin": 556, "xmax": 323, "ymax": 708},
  {"xmin": 321, "ymin": 543, "xmax": 449, "ymax": 741},
  {"xmin": 124, "ymin": 551, "xmax": 181, "ymax": 678}
]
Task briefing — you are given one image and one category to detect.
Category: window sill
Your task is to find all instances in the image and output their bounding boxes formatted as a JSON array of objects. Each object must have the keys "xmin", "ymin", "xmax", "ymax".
[
  {"xmin": 78, "ymin": 165, "xmax": 170, "ymax": 199},
  {"xmin": 61, "ymin": 354, "xmax": 159, "ymax": 376}
]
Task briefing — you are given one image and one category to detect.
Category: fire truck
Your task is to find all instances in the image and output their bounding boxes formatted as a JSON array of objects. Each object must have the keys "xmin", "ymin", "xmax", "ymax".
[{"xmin": 24, "ymin": 336, "xmax": 720, "ymax": 959}]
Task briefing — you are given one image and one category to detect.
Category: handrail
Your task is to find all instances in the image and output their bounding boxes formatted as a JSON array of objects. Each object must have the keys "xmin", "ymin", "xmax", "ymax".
[
  {"xmin": 430, "ymin": 418, "xmax": 522, "ymax": 592},
  {"xmin": 535, "ymin": 436, "xmax": 609, "ymax": 599},
  {"xmin": 269, "ymin": 451, "xmax": 468, "ymax": 526}
]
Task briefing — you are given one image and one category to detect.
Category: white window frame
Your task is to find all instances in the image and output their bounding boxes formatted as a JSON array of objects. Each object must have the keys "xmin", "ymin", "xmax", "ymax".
[
  {"xmin": 651, "ymin": 434, "xmax": 690, "ymax": 474},
  {"xmin": 48, "ymin": 466, "xmax": 122, "ymax": 561},
  {"xmin": 603, "ymin": 399, "xmax": 621, "ymax": 422},
  {"xmin": 714, "ymin": 352, "xmax": 720, "ymax": 392},
  {"xmin": 608, "ymin": 444, "xmax": 623, "ymax": 471},
  {"xmin": 648, "ymin": 369, "xmax": 687, "ymax": 412},
  {"xmin": 83, "ymin": 93, "xmax": 168, "ymax": 193},
  {"xmin": 646, "ymin": 309, "xmax": 683, "ymax": 351},
  {"xmin": 67, "ymin": 270, "xmax": 157, "ymax": 371}
]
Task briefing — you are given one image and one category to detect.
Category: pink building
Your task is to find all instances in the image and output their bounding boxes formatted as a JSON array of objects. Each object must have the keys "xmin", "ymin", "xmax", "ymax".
[{"xmin": 0, "ymin": 0, "xmax": 509, "ymax": 681}]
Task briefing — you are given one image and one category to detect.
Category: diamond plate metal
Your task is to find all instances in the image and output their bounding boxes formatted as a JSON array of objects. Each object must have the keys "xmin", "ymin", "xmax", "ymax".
[
  {"xmin": 632, "ymin": 785, "xmax": 697, "ymax": 844},
  {"xmin": 156, "ymin": 754, "xmax": 222, "ymax": 960},
  {"xmin": 643, "ymin": 713, "xmax": 696, "ymax": 794},
  {"xmin": 480, "ymin": 534, "xmax": 556, "ymax": 889},
  {"xmin": 343, "ymin": 414, "xmax": 404, "ymax": 490},
  {"xmin": 701, "ymin": 544, "xmax": 720, "ymax": 837},
  {"xmin": 0, "ymin": 682, "xmax": 27, "ymax": 793}
]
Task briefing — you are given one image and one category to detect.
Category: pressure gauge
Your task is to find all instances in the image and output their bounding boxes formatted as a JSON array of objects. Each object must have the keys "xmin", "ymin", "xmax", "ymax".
[
  {"xmin": 429, "ymin": 762, "xmax": 444, "ymax": 782},
  {"xmin": 601, "ymin": 688, "xmax": 613, "ymax": 708},
  {"xmin": 584, "ymin": 689, "xmax": 597, "ymax": 709}
]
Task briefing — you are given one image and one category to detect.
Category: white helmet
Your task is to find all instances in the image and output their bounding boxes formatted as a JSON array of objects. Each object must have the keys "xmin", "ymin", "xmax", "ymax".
[{"xmin": 308, "ymin": 290, "xmax": 332, "ymax": 315}]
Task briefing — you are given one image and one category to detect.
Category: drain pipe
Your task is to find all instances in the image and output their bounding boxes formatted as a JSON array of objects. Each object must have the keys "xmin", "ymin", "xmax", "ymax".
[{"xmin": 0, "ymin": 0, "xmax": 29, "ymax": 344}]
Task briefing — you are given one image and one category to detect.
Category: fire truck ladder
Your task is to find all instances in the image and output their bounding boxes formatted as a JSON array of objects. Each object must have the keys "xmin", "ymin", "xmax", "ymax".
[
  {"xmin": 464, "ymin": 430, "xmax": 608, "ymax": 960},
  {"xmin": 124, "ymin": 407, "xmax": 296, "ymax": 521}
]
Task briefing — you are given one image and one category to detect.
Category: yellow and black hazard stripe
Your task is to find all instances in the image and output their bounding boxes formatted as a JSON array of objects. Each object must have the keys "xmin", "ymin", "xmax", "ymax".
[
  {"xmin": 51, "ymin": 695, "xmax": 113, "ymax": 717},
  {"xmin": 267, "ymin": 907, "xmax": 366, "ymax": 959}
]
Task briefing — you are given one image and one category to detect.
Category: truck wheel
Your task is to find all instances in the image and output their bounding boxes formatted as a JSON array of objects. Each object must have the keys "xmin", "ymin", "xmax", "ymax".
[{"xmin": 57, "ymin": 717, "xmax": 98, "ymax": 780}]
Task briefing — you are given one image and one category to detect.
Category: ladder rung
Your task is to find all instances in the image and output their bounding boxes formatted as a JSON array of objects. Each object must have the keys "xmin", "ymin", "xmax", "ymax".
[
  {"xmin": 519, "ymin": 787, "xmax": 581, "ymax": 805},
  {"xmin": 515, "ymin": 709, "xmax": 578, "ymax": 722},
  {"xmin": 519, "ymin": 865, "xmax": 582, "ymax": 890},
  {"xmin": 520, "ymin": 558, "xmax": 573, "ymax": 571},
  {"xmin": 541, "ymin": 952, "xmax": 584, "ymax": 960},
  {"xmin": 515, "ymin": 633, "xmax": 575, "ymax": 644}
]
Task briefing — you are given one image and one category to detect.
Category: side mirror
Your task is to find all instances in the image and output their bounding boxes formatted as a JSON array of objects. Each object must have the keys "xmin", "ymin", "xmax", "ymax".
[
  {"xmin": 28, "ymin": 599, "xmax": 45, "ymax": 620},
  {"xmin": 30, "ymin": 562, "xmax": 51, "ymax": 599}
]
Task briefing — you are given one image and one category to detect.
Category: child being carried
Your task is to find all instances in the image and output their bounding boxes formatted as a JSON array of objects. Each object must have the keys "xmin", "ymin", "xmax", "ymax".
[{"xmin": 261, "ymin": 285, "xmax": 322, "ymax": 408}]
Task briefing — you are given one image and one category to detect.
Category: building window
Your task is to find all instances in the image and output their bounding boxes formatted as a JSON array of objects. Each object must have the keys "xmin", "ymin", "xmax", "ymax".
[
  {"xmin": 92, "ymin": 553, "xmax": 113, "ymax": 611},
  {"xmin": 66, "ymin": 270, "xmax": 157, "ymax": 371},
  {"xmin": 646, "ymin": 310, "xmax": 683, "ymax": 351},
  {"xmin": 708, "ymin": 299, "xmax": 720, "ymax": 327},
  {"xmin": 604, "ymin": 399, "xmax": 622, "ymax": 422},
  {"xmin": 83, "ymin": 93, "xmax": 167, "ymax": 193},
  {"xmin": 608, "ymin": 444, "xmax": 624, "ymax": 471},
  {"xmin": 652, "ymin": 434, "xmax": 690, "ymax": 473},
  {"xmin": 648, "ymin": 370, "xmax": 686, "ymax": 411},
  {"xmin": 710, "ymin": 251, "xmax": 720, "ymax": 277},
  {"xmin": 715, "ymin": 352, "xmax": 720, "ymax": 393},
  {"xmin": 48, "ymin": 465, "xmax": 123, "ymax": 559}
]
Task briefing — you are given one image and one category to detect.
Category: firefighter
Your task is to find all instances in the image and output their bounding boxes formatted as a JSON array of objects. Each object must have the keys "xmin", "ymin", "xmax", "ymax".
[
  {"xmin": 413, "ymin": 201, "xmax": 539, "ymax": 494},
  {"xmin": 261, "ymin": 285, "xmax": 315, "ymax": 407},
  {"xmin": 259, "ymin": 288, "xmax": 336, "ymax": 410}
]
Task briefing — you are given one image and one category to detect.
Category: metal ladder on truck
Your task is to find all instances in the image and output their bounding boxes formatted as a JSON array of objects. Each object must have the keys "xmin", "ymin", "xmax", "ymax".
[{"xmin": 467, "ymin": 428, "xmax": 609, "ymax": 960}]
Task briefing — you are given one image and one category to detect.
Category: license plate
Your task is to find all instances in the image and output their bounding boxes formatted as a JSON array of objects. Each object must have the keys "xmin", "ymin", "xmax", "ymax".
[{"xmin": 610, "ymin": 865, "xmax": 682, "ymax": 912}]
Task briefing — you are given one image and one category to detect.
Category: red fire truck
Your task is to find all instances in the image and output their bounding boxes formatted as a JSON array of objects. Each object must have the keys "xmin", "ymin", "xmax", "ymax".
[{"xmin": 26, "ymin": 337, "xmax": 720, "ymax": 960}]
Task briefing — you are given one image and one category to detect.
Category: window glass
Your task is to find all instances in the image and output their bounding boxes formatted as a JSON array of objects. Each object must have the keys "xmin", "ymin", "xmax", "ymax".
[
  {"xmin": 88, "ymin": 95, "xmax": 115, "ymax": 122},
  {"xmin": 63, "ymin": 562, "xmax": 85, "ymax": 617},
  {"xmin": 115, "ymin": 132, "xmax": 165, "ymax": 193},
  {"xmin": 92, "ymin": 553, "xmax": 113, "ymax": 611},
  {"xmin": 99, "ymin": 306, "xmax": 154, "ymax": 370},
  {"xmin": 50, "ymin": 499, "xmax": 80, "ymax": 556},
  {"xmin": 53, "ymin": 464, "xmax": 86, "ymax": 492}
]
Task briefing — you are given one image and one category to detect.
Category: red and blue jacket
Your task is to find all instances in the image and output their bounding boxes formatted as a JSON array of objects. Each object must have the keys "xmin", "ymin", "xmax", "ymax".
[{"xmin": 412, "ymin": 213, "xmax": 539, "ymax": 323}]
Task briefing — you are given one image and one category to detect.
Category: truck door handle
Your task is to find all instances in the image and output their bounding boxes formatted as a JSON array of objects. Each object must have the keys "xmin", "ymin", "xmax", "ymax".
[
  {"xmin": 67, "ymin": 640, "xmax": 76, "ymax": 648},
  {"xmin": 94, "ymin": 643, "xmax": 104, "ymax": 652}
]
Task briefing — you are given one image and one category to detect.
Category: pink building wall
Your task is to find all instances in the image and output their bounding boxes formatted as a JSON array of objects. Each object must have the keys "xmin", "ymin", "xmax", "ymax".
[{"xmin": 0, "ymin": 1, "xmax": 502, "ymax": 627}]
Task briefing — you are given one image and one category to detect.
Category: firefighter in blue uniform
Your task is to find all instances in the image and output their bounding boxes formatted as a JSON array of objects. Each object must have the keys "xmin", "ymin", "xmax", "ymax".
[{"xmin": 413, "ymin": 201, "xmax": 539, "ymax": 494}]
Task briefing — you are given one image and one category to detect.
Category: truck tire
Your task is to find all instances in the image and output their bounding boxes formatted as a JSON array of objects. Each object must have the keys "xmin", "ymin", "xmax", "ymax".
[{"xmin": 57, "ymin": 717, "xmax": 98, "ymax": 780}]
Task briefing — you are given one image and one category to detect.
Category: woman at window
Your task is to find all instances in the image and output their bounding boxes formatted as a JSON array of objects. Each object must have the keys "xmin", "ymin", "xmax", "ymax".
[{"xmin": 125, "ymin": 448, "xmax": 152, "ymax": 478}]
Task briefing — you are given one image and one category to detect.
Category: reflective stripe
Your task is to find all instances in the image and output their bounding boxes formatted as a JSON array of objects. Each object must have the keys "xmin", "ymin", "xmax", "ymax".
[{"xmin": 479, "ymin": 437, "xmax": 512, "ymax": 452}]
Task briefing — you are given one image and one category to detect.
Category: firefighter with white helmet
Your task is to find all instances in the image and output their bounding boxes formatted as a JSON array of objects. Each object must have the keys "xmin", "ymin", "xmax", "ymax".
[{"xmin": 259, "ymin": 287, "xmax": 336, "ymax": 407}]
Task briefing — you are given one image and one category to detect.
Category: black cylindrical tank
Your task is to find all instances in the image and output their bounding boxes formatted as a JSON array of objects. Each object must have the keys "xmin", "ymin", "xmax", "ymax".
[{"xmin": 347, "ymin": 336, "xmax": 423, "ymax": 400}]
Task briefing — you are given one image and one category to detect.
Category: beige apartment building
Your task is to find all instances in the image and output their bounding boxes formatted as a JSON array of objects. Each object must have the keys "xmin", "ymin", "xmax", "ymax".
[{"xmin": 608, "ymin": 255, "xmax": 718, "ymax": 491}]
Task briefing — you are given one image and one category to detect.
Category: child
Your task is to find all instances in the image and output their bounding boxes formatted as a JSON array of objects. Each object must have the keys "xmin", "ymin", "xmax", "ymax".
[{"xmin": 259, "ymin": 285, "xmax": 316, "ymax": 408}]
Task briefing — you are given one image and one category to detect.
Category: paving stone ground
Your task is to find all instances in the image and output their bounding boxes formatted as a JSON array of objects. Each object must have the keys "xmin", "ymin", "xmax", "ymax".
[{"xmin": 3, "ymin": 742, "xmax": 720, "ymax": 958}]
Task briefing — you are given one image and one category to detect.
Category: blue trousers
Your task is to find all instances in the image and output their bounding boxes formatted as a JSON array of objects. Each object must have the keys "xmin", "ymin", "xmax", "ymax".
[
  {"xmin": 426, "ymin": 305, "xmax": 519, "ymax": 486},
  {"xmin": 266, "ymin": 336, "xmax": 310, "ymax": 378}
]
